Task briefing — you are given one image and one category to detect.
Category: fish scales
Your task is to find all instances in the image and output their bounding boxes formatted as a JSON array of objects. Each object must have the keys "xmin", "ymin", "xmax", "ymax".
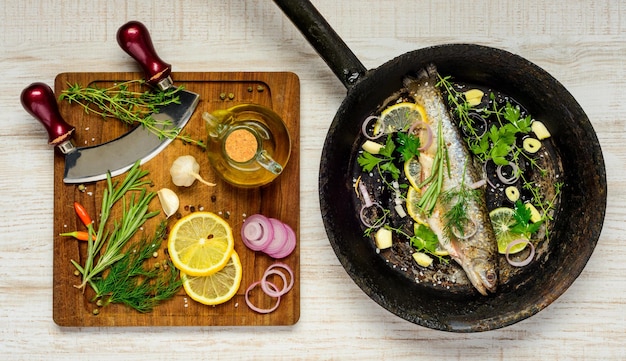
[{"xmin": 405, "ymin": 64, "xmax": 498, "ymax": 295}]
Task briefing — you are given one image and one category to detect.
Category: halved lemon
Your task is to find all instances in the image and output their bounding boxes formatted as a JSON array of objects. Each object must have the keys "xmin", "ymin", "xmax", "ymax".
[
  {"xmin": 181, "ymin": 251, "xmax": 242, "ymax": 305},
  {"xmin": 375, "ymin": 102, "xmax": 428, "ymax": 135},
  {"xmin": 489, "ymin": 207, "xmax": 528, "ymax": 254},
  {"xmin": 167, "ymin": 212, "xmax": 235, "ymax": 276}
]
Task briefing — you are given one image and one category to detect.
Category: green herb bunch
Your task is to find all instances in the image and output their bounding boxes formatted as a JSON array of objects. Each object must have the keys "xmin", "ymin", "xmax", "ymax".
[
  {"xmin": 71, "ymin": 161, "xmax": 159, "ymax": 291},
  {"xmin": 60, "ymin": 80, "xmax": 205, "ymax": 149},
  {"xmin": 92, "ymin": 221, "xmax": 182, "ymax": 313}
]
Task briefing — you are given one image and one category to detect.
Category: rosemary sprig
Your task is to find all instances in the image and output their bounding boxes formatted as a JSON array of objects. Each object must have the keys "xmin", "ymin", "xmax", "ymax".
[
  {"xmin": 71, "ymin": 161, "xmax": 159, "ymax": 292},
  {"xmin": 92, "ymin": 221, "xmax": 182, "ymax": 313},
  {"xmin": 59, "ymin": 80, "xmax": 206, "ymax": 149}
]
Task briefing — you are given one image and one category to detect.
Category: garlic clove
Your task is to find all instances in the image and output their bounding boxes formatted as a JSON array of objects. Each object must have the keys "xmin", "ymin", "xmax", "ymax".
[
  {"xmin": 157, "ymin": 188, "xmax": 179, "ymax": 218},
  {"xmin": 169, "ymin": 155, "xmax": 215, "ymax": 187}
]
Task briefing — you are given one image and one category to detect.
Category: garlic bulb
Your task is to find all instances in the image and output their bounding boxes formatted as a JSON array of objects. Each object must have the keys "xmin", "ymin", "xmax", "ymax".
[
  {"xmin": 169, "ymin": 155, "xmax": 216, "ymax": 187},
  {"xmin": 157, "ymin": 188, "xmax": 179, "ymax": 218}
]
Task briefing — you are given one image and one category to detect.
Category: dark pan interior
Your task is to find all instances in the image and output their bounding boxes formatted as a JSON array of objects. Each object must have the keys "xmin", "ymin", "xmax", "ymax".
[{"xmin": 318, "ymin": 44, "xmax": 606, "ymax": 332}]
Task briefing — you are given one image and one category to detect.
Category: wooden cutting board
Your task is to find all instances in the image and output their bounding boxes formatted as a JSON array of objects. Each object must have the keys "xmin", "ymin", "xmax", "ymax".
[{"xmin": 52, "ymin": 72, "xmax": 300, "ymax": 326}]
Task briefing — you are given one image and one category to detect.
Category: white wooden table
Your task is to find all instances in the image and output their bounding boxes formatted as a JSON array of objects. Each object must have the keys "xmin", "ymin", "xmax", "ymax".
[{"xmin": 1, "ymin": 1, "xmax": 624, "ymax": 359}]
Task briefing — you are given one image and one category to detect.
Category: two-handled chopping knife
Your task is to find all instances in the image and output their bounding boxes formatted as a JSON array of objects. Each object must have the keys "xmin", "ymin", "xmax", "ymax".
[{"xmin": 20, "ymin": 21, "xmax": 200, "ymax": 184}]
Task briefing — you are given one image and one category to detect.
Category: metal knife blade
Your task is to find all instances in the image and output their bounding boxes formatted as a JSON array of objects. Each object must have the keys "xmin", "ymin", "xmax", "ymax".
[
  {"xmin": 63, "ymin": 90, "xmax": 199, "ymax": 183},
  {"xmin": 21, "ymin": 22, "xmax": 201, "ymax": 184},
  {"xmin": 20, "ymin": 83, "xmax": 199, "ymax": 184}
]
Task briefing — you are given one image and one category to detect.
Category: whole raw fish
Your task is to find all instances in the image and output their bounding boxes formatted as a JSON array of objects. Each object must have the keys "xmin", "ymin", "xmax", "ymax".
[{"xmin": 404, "ymin": 64, "xmax": 498, "ymax": 295}]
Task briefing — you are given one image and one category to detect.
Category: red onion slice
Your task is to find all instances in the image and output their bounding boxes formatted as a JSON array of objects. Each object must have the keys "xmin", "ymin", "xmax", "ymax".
[
  {"xmin": 408, "ymin": 120, "xmax": 433, "ymax": 151},
  {"xmin": 358, "ymin": 181, "xmax": 386, "ymax": 228},
  {"xmin": 505, "ymin": 238, "xmax": 536, "ymax": 267},
  {"xmin": 261, "ymin": 263, "xmax": 294, "ymax": 298},
  {"xmin": 469, "ymin": 179, "xmax": 487, "ymax": 189},
  {"xmin": 268, "ymin": 223, "xmax": 297, "ymax": 259},
  {"xmin": 245, "ymin": 280, "xmax": 281, "ymax": 314},
  {"xmin": 451, "ymin": 218, "xmax": 477, "ymax": 240},
  {"xmin": 362, "ymin": 115, "xmax": 384, "ymax": 140},
  {"xmin": 241, "ymin": 214, "xmax": 274, "ymax": 251},
  {"xmin": 496, "ymin": 162, "xmax": 520, "ymax": 185},
  {"xmin": 263, "ymin": 219, "xmax": 288, "ymax": 255}
]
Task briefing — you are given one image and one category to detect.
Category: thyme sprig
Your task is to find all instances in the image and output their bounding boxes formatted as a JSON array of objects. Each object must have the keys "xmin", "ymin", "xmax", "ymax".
[
  {"xmin": 436, "ymin": 75, "xmax": 479, "ymax": 137},
  {"xmin": 92, "ymin": 221, "xmax": 182, "ymax": 313},
  {"xmin": 71, "ymin": 161, "xmax": 160, "ymax": 292},
  {"xmin": 60, "ymin": 80, "xmax": 205, "ymax": 149}
]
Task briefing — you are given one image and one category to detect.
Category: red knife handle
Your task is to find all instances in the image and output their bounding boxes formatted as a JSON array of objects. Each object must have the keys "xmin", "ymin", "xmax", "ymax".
[
  {"xmin": 21, "ymin": 82, "xmax": 75, "ymax": 151},
  {"xmin": 117, "ymin": 21, "xmax": 173, "ymax": 90}
]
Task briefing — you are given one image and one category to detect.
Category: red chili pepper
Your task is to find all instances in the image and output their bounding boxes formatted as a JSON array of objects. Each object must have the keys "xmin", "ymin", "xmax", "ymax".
[
  {"xmin": 73, "ymin": 202, "xmax": 93, "ymax": 227},
  {"xmin": 59, "ymin": 231, "xmax": 94, "ymax": 242}
]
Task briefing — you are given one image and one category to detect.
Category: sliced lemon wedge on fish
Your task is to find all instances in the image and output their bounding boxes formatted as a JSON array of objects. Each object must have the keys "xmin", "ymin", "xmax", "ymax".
[
  {"xmin": 489, "ymin": 207, "xmax": 528, "ymax": 254},
  {"xmin": 375, "ymin": 102, "xmax": 427, "ymax": 135},
  {"xmin": 404, "ymin": 156, "xmax": 422, "ymax": 191},
  {"xmin": 406, "ymin": 186, "xmax": 428, "ymax": 225}
]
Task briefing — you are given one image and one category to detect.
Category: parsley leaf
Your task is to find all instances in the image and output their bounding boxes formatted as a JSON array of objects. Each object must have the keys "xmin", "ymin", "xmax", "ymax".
[
  {"xmin": 395, "ymin": 132, "xmax": 421, "ymax": 162},
  {"xmin": 510, "ymin": 200, "xmax": 543, "ymax": 236},
  {"xmin": 356, "ymin": 135, "xmax": 400, "ymax": 180},
  {"xmin": 411, "ymin": 224, "xmax": 439, "ymax": 253},
  {"xmin": 357, "ymin": 152, "xmax": 384, "ymax": 172}
]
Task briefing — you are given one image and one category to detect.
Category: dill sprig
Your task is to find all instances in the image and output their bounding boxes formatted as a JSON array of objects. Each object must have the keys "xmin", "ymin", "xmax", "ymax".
[
  {"xmin": 440, "ymin": 163, "xmax": 480, "ymax": 238},
  {"xmin": 92, "ymin": 221, "xmax": 182, "ymax": 313},
  {"xmin": 59, "ymin": 80, "xmax": 206, "ymax": 149},
  {"xmin": 71, "ymin": 161, "xmax": 160, "ymax": 292}
]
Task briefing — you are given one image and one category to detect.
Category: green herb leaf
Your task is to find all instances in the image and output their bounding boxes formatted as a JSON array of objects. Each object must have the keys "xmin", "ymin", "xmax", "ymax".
[
  {"xmin": 510, "ymin": 200, "xmax": 543, "ymax": 236},
  {"xmin": 396, "ymin": 132, "xmax": 421, "ymax": 161},
  {"xmin": 357, "ymin": 152, "xmax": 384, "ymax": 172},
  {"xmin": 92, "ymin": 221, "xmax": 182, "ymax": 313},
  {"xmin": 411, "ymin": 224, "xmax": 439, "ymax": 253},
  {"xmin": 60, "ymin": 80, "xmax": 206, "ymax": 149}
]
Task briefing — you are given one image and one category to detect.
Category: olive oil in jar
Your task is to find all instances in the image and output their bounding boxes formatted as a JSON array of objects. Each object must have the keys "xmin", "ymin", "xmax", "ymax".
[{"xmin": 203, "ymin": 104, "xmax": 291, "ymax": 188}]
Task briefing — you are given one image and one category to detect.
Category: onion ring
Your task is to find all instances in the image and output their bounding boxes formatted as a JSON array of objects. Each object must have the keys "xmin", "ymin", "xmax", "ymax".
[
  {"xmin": 469, "ymin": 179, "xmax": 487, "ymax": 189},
  {"xmin": 361, "ymin": 115, "xmax": 384, "ymax": 140},
  {"xmin": 496, "ymin": 161, "xmax": 520, "ymax": 185},
  {"xmin": 358, "ymin": 181, "xmax": 386, "ymax": 228},
  {"xmin": 245, "ymin": 280, "xmax": 281, "ymax": 314},
  {"xmin": 241, "ymin": 214, "xmax": 274, "ymax": 251},
  {"xmin": 261, "ymin": 269, "xmax": 287, "ymax": 297},
  {"xmin": 261, "ymin": 264, "xmax": 294, "ymax": 298},
  {"xmin": 408, "ymin": 120, "xmax": 433, "ymax": 151},
  {"xmin": 360, "ymin": 202, "xmax": 386, "ymax": 228},
  {"xmin": 268, "ymin": 223, "xmax": 297, "ymax": 259},
  {"xmin": 505, "ymin": 238, "xmax": 536, "ymax": 267},
  {"xmin": 451, "ymin": 218, "xmax": 477, "ymax": 240},
  {"xmin": 263, "ymin": 219, "xmax": 288, "ymax": 255}
]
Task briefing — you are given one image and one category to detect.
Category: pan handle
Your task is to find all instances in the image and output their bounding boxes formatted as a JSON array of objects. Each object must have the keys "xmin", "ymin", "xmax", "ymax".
[{"xmin": 273, "ymin": 0, "xmax": 367, "ymax": 90}]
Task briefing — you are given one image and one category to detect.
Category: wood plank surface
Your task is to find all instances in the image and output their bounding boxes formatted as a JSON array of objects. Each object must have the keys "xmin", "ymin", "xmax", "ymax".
[
  {"xmin": 52, "ymin": 72, "xmax": 300, "ymax": 326},
  {"xmin": 1, "ymin": 0, "xmax": 625, "ymax": 360}
]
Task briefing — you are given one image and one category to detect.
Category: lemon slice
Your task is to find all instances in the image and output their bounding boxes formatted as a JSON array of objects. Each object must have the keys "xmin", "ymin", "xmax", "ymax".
[
  {"xmin": 404, "ymin": 156, "xmax": 422, "ymax": 191},
  {"xmin": 489, "ymin": 207, "xmax": 527, "ymax": 254},
  {"xmin": 182, "ymin": 251, "xmax": 242, "ymax": 305},
  {"xmin": 406, "ymin": 186, "xmax": 428, "ymax": 225},
  {"xmin": 168, "ymin": 212, "xmax": 235, "ymax": 276},
  {"xmin": 375, "ymin": 102, "xmax": 427, "ymax": 135}
]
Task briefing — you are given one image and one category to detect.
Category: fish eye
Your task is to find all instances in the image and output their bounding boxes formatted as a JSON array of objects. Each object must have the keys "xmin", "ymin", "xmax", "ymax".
[{"xmin": 486, "ymin": 271, "xmax": 496, "ymax": 283}]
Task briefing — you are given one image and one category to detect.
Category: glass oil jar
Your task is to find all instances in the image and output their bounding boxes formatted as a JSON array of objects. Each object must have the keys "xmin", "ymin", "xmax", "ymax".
[{"xmin": 202, "ymin": 104, "xmax": 291, "ymax": 188}]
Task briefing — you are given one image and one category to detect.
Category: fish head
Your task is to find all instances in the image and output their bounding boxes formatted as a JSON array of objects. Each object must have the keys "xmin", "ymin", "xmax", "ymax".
[{"xmin": 461, "ymin": 255, "xmax": 498, "ymax": 296}]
